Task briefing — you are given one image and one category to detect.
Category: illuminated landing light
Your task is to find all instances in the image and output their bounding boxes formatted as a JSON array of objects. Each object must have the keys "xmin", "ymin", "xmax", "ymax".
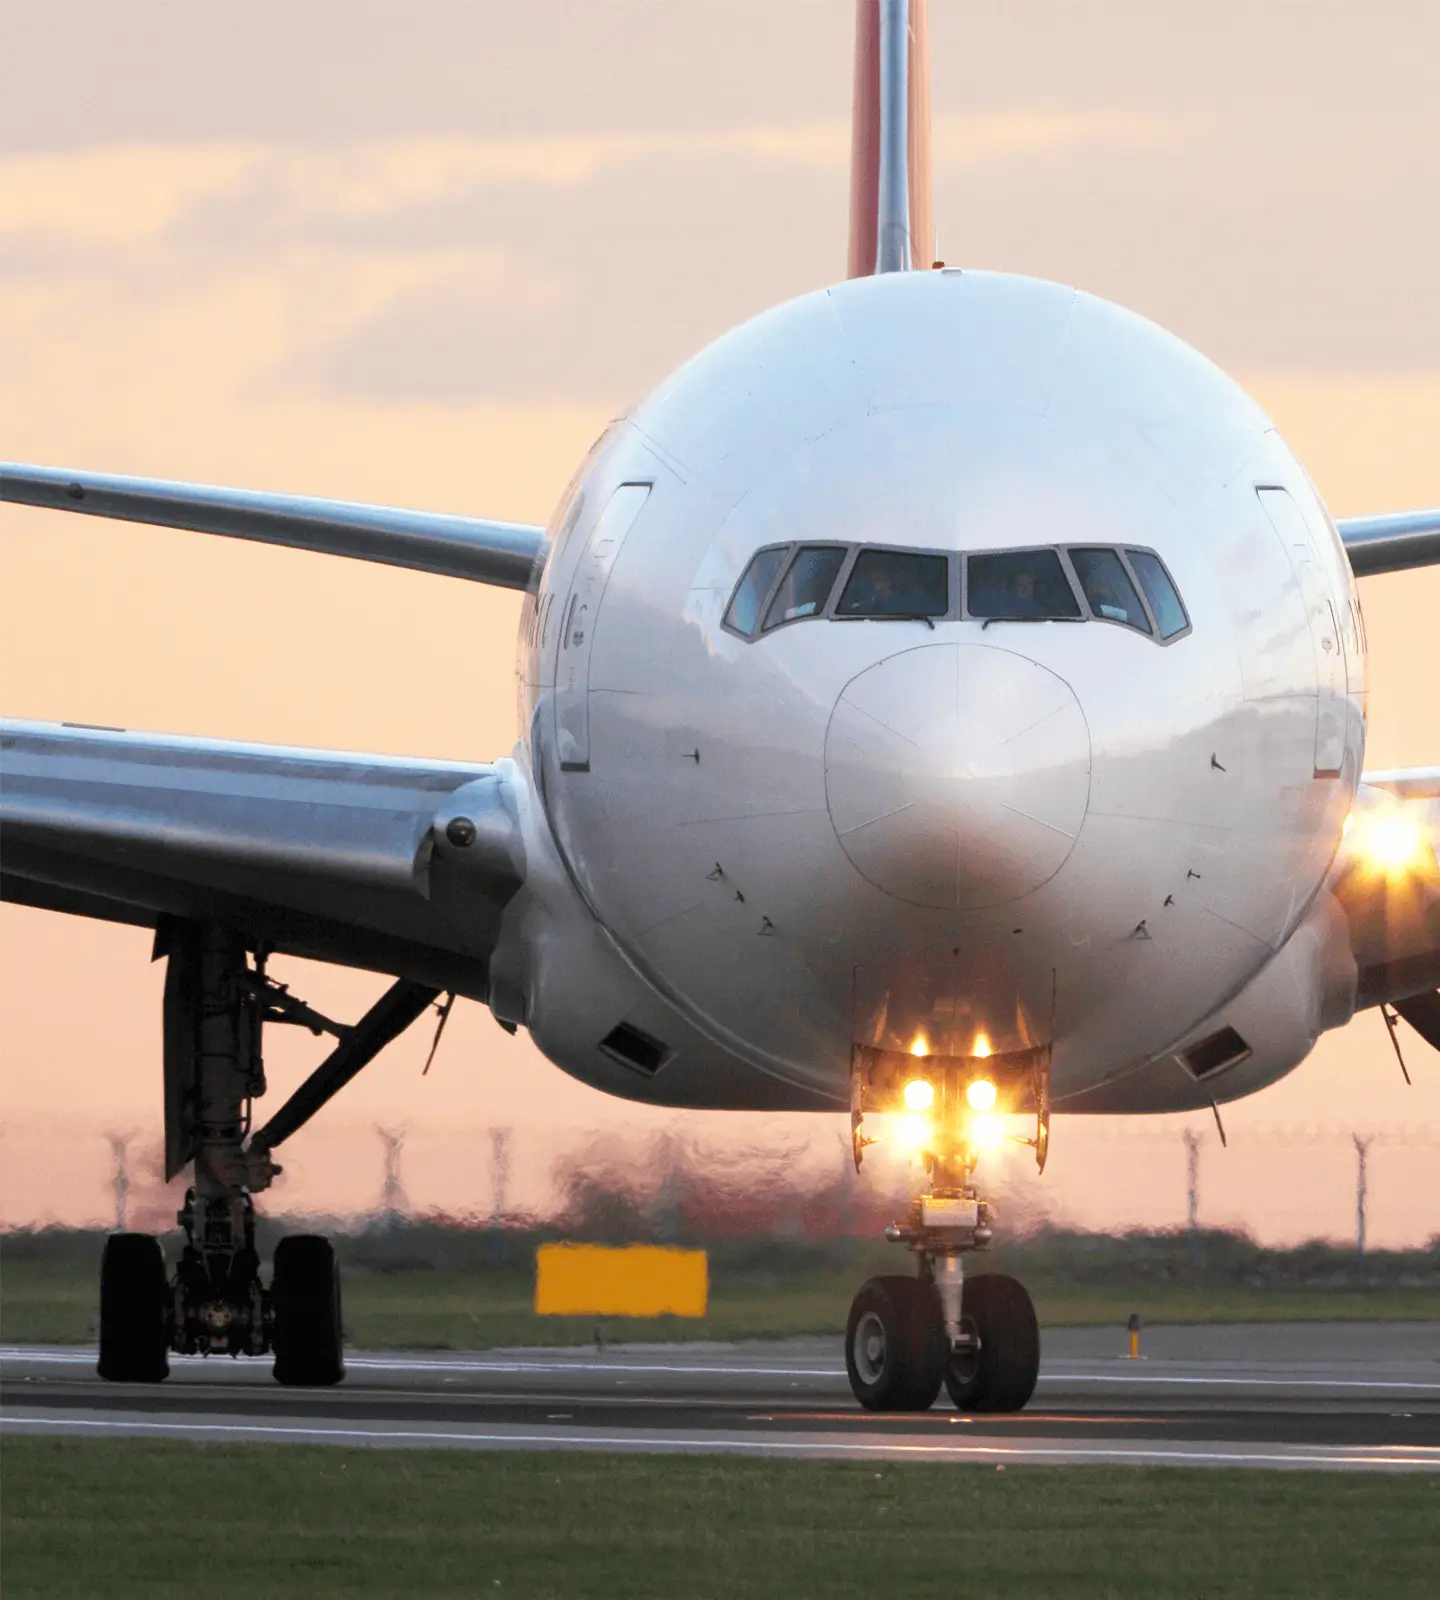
[
  {"xmin": 968, "ymin": 1112, "xmax": 1005, "ymax": 1151},
  {"xmin": 910, "ymin": 1034, "xmax": 930, "ymax": 1058},
  {"xmin": 966, "ymin": 1078, "xmax": 997, "ymax": 1112},
  {"xmin": 904, "ymin": 1078, "xmax": 935, "ymax": 1111},
  {"xmin": 973, "ymin": 1032, "xmax": 993, "ymax": 1059},
  {"xmin": 1350, "ymin": 813, "xmax": 1434, "ymax": 875},
  {"xmin": 896, "ymin": 1114, "xmax": 932, "ymax": 1152}
]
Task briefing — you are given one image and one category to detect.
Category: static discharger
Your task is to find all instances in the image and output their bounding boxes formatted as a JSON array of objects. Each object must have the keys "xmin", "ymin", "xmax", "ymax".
[{"xmin": 534, "ymin": 1243, "xmax": 708, "ymax": 1319}]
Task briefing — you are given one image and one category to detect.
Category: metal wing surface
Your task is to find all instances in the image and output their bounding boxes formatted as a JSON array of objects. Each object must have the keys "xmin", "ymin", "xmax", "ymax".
[
  {"xmin": 1, "ymin": 463, "xmax": 546, "ymax": 590},
  {"xmin": 1336, "ymin": 508, "xmax": 1440, "ymax": 577},
  {"xmin": 0, "ymin": 719, "xmax": 524, "ymax": 997}
]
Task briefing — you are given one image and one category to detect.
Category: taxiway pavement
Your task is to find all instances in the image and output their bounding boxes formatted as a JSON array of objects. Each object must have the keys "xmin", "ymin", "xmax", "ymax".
[{"xmin": 5, "ymin": 1323, "xmax": 1438, "ymax": 1472}]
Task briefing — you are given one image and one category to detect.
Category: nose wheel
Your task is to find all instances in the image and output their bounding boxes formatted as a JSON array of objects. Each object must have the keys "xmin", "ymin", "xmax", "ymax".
[
  {"xmin": 844, "ymin": 1276, "xmax": 946, "ymax": 1411},
  {"xmin": 845, "ymin": 1050, "xmax": 1046, "ymax": 1414}
]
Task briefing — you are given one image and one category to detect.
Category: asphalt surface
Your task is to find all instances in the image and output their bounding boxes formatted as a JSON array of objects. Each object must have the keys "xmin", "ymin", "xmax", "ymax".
[{"xmin": 5, "ymin": 1323, "xmax": 1439, "ymax": 1471}]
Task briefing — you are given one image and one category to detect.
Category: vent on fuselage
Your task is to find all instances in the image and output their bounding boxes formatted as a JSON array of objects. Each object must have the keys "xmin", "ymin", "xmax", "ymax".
[
  {"xmin": 1181, "ymin": 1026, "xmax": 1252, "ymax": 1081},
  {"xmin": 599, "ymin": 1022, "xmax": 673, "ymax": 1076}
]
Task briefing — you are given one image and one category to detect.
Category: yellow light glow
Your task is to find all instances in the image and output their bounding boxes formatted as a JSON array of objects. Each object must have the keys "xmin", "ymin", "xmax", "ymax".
[
  {"xmin": 903, "ymin": 1078, "xmax": 934, "ymax": 1111},
  {"xmin": 910, "ymin": 1034, "xmax": 929, "ymax": 1058},
  {"xmin": 896, "ymin": 1114, "xmax": 932, "ymax": 1151},
  {"xmin": 968, "ymin": 1112, "xmax": 1005, "ymax": 1150},
  {"xmin": 973, "ymin": 1032, "xmax": 992, "ymax": 1059},
  {"xmin": 1351, "ymin": 813, "xmax": 1431, "ymax": 875},
  {"xmin": 966, "ymin": 1078, "xmax": 997, "ymax": 1112}
]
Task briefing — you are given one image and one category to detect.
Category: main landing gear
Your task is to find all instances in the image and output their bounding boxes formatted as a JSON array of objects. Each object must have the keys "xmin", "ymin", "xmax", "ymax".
[
  {"xmin": 96, "ymin": 919, "xmax": 442, "ymax": 1386},
  {"xmin": 844, "ymin": 1054, "xmax": 1044, "ymax": 1413}
]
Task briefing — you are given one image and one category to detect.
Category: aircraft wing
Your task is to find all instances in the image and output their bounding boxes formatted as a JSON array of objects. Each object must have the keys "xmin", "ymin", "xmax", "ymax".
[
  {"xmin": 1, "ymin": 463, "xmax": 546, "ymax": 590},
  {"xmin": 1336, "ymin": 508, "xmax": 1440, "ymax": 577},
  {"xmin": 0, "ymin": 719, "xmax": 525, "ymax": 997},
  {"xmin": 1331, "ymin": 767, "xmax": 1440, "ymax": 1051}
]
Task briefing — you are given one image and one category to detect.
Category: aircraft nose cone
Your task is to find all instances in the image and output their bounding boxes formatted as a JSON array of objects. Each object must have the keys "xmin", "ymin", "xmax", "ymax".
[{"xmin": 824, "ymin": 643, "xmax": 1090, "ymax": 909}]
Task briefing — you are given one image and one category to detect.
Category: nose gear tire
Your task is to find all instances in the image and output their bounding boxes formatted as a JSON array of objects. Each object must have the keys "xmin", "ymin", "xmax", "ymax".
[
  {"xmin": 942, "ymin": 1273, "xmax": 1040, "ymax": 1413},
  {"xmin": 271, "ymin": 1234, "xmax": 345, "ymax": 1387},
  {"xmin": 845, "ymin": 1275, "xmax": 946, "ymax": 1411},
  {"xmin": 97, "ymin": 1233, "xmax": 170, "ymax": 1384}
]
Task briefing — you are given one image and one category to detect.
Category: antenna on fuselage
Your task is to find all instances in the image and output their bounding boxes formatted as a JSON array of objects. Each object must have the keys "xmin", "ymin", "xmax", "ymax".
[{"xmin": 848, "ymin": 0, "xmax": 935, "ymax": 277}]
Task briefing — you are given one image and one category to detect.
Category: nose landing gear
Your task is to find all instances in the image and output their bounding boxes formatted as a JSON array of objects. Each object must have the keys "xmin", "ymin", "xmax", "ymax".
[{"xmin": 845, "ymin": 1055, "xmax": 1043, "ymax": 1413}]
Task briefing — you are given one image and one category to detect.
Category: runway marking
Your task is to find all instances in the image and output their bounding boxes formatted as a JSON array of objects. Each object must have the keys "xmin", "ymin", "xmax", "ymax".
[
  {"xmin": 6, "ymin": 1348, "xmax": 1439, "ymax": 1392},
  {"xmin": 6, "ymin": 1413, "xmax": 1438, "ymax": 1471}
]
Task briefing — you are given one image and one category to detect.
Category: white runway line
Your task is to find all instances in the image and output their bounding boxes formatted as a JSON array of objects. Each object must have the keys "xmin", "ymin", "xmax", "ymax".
[
  {"xmin": 6, "ymin": 1346, "xmax": 1440, "ymax": 1392},
  {"xmin": 5, "ymin": 1412, "xmax": 1439, "ymax": 1472}
]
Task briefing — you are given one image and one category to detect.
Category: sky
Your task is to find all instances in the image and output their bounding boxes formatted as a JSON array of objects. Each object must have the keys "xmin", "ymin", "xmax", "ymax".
[{"xmin": 2, "ymin": 0, "xmax": 1438, "ymax": 1245}]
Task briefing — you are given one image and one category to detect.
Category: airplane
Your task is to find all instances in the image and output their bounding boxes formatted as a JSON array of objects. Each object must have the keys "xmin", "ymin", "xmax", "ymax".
[{"xmin": 2, "ymin": 0, "xmax": 1438, "ymax": 1411}]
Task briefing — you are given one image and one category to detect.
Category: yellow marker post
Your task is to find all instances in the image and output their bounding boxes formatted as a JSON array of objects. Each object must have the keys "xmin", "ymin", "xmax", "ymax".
[
  {"xmin": 1127, "ymin": 1311, "xmax": 1142, "ymax": 1359},
  {"xmin": 535, "ymin": 1244, "xmax": 709, "ymax": 1319}
]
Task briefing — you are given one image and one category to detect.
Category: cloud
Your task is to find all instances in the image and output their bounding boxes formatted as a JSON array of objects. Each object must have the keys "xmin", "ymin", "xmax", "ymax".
[{"xmin": 0, "ymin": 111, "xmax": 1194, "ymax": 246}]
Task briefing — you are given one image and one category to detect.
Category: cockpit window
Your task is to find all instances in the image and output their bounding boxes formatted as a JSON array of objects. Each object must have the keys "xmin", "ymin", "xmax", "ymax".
[
  {"xmin": 723, "ymin": 545, "xmax": 787, "ymax": 636},
  {"xmin": 965, "ymin": 549, "xmax": 1082, "ymax": 620},
  {"xmin": 1126, "ymin": 549, "xmax": 1189, "ymax": 639},
  {"xmin": 1068, "ymin": 548, "xmax": 1151, "ymax": 633},
  {"xmin": 763, "ymin": 545, "xmax": 847, "ymax": 630},
  {"xmin": 837, "ymin": 550, "xmax": 950, "ymax": 618}
]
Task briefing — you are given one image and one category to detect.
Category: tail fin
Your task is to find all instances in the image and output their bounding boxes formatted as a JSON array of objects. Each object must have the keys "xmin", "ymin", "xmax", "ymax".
[{"xmin": 847, "ymin": 0, "xmax": 934, "ymax": 277}]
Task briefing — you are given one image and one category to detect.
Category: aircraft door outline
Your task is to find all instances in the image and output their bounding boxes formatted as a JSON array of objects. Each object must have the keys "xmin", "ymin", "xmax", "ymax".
[
  {"xmin": 1256, "ymin": 487, "xmax": 1347, "ymax": 778},
  {"xmin": 552, "ymin": 482, "xmax": 652, "ymax": 772}
]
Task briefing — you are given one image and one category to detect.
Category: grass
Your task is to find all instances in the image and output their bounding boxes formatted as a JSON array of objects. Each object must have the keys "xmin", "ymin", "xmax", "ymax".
[
  {"xmin": 4, "ymin": 1258, "xmax": 1439, "ymax": 1348},
  {"xmin": 3, "ymin": 1439, "xmax": 1438, "ymax": 1599}
]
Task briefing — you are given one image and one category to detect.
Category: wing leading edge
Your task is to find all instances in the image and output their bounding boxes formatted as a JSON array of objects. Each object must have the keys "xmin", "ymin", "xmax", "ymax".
[
  {"xmin": 0, "ymin": 719, "xmax": 525, "ymax": 997},
  {"xmin": 1336, "ymin": 508, "xmax": 1440, "ymax": 577},
  {"xmin": 1, "ymin": 463, "xmax": 546, "ymax": 591}
]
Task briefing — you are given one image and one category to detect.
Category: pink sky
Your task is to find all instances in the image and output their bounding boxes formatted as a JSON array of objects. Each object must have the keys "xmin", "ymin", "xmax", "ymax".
[{"xmin": 2, "ymin": 2, "xmax": 1438, "ymax": 1245}]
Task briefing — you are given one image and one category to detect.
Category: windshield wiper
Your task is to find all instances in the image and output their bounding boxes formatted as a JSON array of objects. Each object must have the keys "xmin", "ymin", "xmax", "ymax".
[{"xmin": 979, "ymin": 615, "xmax": 1081, "ymax": 629}]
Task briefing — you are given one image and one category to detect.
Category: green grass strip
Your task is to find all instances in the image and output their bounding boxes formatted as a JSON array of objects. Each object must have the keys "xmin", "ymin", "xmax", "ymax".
[
  {"xmin": 3, "ymin": 1438, "xmax": 1438, "ymax": 1598},
  {"xmin": 4, "ymin": 1260, "xmax": 1439, "ymax": 1348}
]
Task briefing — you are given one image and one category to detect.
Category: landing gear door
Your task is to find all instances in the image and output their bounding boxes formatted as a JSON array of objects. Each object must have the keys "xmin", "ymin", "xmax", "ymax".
[
  {"xmin": 552, "ymin": 482, "xmax": 651, "ymax": 772},
  {"xmin": 1256, "ymin": 487, "xmax": 1347, "ymax": 778}
]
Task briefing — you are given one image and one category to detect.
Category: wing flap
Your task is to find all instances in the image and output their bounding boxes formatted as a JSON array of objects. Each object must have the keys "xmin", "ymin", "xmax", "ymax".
[{"xmin": 1, "ymin": 463, "xmax": 546, "ymax": 591}]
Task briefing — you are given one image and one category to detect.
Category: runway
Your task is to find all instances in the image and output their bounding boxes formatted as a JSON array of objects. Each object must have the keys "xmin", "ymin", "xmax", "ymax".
[{"xmin": 5, "ymin": 1323, "xmax": 1439, "ymax": 1472}]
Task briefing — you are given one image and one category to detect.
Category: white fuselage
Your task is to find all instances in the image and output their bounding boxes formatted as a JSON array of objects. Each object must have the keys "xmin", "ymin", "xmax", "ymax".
[{"xmin": 500, "ymin": 270, "xmax": 1366, "ymax": 1114}]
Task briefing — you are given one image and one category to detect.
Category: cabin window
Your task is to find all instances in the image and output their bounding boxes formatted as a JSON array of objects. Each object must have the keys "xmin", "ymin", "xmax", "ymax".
[
  {"xmin": 723, "ymin": 545, "xmax": 788, "ymax": 637},
  {"xmin": 1125, "ymin": 549, "xmax": 1189, "ymax": 639},
  {"xmin": 965, "ymin": 549, "xmax": 1081, "ymax": 621},
  {"xmin": 836, "ymin": 549, "xmax": 950, "ymax": 619},
  {"xmin": 763, "ymin": 545, "xmax": 848, "ymax": 629},
  {"xmin": 1068, "ymin": 547, "xmax": 1151, "ymax": 633}
]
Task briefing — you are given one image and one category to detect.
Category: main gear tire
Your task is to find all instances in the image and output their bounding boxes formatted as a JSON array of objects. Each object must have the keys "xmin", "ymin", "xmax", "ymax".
[
  {"xmin": 272, "ymin": 1234, "xmax": 345, "ymax": 1387},
  {"xmin": 97, "ymin": 1233, "xmax": 170, "ymax": 1383},
  {"xmin": 943, "ymin": 1272, "xmax": 1040, "ymax": 1413},
  {"xmin": 845, "ymin": 1275, "xmax": 946, "ymax": 1412}
]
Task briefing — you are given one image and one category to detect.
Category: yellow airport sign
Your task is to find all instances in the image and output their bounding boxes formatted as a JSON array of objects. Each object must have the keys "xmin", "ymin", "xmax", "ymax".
[{"xmin": 534, "ymin": 1243, "xmax": 708, "ymax": 1318}]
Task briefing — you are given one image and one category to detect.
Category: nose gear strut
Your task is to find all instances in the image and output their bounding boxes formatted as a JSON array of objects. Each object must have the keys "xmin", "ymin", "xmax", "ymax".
[
  {"xmin": 844, "ymin": 1051, "xmax": 1044, "ymax": 1413},
  {"xmin": 96, "ymin": 917, "xmax": 440, "ymax": 1386}
]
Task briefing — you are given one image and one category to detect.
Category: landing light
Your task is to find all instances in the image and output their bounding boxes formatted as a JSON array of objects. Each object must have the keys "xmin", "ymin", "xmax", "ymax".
[
  {"xmin": 966, "ymin": 1078, "xmax": 997, "ymax": 1112},
  {"xmin": 968, "ymin": 1112, "xmax": 1005, "ymax": 1151},
  {"xmin": 903, "ymin": 1078, "xmax": 934, "ymax": 1111},
  {"xmin": 896, "ymin": 1114, "xmax": 932, "ymax": 1152},
  {"xmin": 973, "ymin": 1032, "xmax": 993, "ymax": 1059},
  {"xmin": 1349, "ymin": 812, "xmax": 1433, "ymax": 876}
]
